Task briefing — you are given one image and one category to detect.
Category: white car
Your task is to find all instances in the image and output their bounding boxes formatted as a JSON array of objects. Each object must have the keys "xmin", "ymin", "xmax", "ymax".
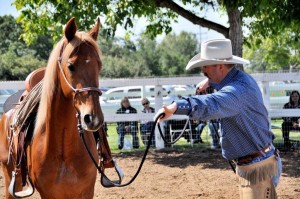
[
  {"xmin": 0, "ymin": 89, "xmax": 18, "ymax": 115},
  {"xmin": 100, "ymin": 85, "xmax": 177, "ymax": 115}
]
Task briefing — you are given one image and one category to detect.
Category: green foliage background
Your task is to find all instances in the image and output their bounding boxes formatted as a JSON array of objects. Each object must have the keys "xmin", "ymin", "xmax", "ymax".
[{"xmin": 1, "ymin": 12, "xmax": 300, "ymax": 80}]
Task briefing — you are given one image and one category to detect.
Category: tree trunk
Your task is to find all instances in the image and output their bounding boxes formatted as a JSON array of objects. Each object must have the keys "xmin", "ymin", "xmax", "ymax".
[{"xmin": 227, "ymin": 7, "xmax": 244, "ymax": 71}]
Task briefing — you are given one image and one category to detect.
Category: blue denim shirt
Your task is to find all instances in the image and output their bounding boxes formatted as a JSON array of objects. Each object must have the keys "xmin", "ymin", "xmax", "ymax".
[{"xmin": 175, "ymin": 67, "xmax": 275, "ymax": 160}]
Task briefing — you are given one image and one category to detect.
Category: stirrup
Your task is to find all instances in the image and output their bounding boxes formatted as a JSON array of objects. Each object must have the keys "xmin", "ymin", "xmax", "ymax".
[
  {"xmin": 100, "ymin": 160, "xmax": 124, "ymax": 188},
  {"xmin": 8, "ymin": 171, "xmax": 35, "ymax": 198}
]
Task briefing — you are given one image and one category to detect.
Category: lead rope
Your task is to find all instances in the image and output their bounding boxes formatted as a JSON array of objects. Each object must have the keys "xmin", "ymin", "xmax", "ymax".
[
  {"xmin": 79, "ymin": 114, "xmax": 236, "ymax": 188},
  {"xmin": 77, "ymin": 112, "xmax": 167, "ymax": 187}
]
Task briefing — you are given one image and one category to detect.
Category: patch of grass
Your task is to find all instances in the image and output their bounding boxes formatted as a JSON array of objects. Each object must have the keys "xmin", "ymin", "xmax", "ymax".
[
  {"xmin": 105, "ymin": 119, "xmax": 298, "ymax": 153},
  {"xmin": 106, "ymin": 123, "xmax": 213, "ymax": 153}
]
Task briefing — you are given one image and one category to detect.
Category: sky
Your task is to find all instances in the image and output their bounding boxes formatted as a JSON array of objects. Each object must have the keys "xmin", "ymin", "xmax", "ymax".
[{"xmin": 0, "ymin": 0, "xmax": 226, "ymax": 43}]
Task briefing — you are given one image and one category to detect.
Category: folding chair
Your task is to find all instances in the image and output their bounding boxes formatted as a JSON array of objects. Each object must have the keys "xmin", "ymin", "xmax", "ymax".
[{"xmin": 168, "ymin": 119, "xmax": 193, "ymax": 146}]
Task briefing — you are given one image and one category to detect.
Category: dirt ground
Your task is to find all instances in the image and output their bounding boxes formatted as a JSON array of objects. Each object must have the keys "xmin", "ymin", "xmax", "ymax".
[{"xmin": 1, "ymin": 147, "xmax": 300, "ymax": 199}]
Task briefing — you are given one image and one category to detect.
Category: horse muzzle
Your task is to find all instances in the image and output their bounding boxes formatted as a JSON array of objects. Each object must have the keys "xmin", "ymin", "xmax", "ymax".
[{"xmin": 79, "ymin": 112, "xmax": 103, "ymax": 132}]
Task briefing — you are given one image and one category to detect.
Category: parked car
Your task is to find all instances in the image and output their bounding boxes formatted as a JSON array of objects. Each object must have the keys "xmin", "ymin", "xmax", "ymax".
[
  {"xmin": 0, "ymin": 89, "xmax": 18, "ymax": 115},
  {"xmin": 100, "ymin": 85, "xmax": 177, "ymax": 115}
]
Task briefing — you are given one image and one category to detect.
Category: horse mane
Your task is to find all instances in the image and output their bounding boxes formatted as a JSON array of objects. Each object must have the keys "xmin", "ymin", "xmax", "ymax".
[{"xmin": 34, "ymin": 31, "xmax": 102, "ymax": 134}]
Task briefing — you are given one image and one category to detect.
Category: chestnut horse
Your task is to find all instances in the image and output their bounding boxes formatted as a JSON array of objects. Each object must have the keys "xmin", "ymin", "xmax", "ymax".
[{"xmin": 0, "ymin": 18, "xmax": 104, "ymax": 198}]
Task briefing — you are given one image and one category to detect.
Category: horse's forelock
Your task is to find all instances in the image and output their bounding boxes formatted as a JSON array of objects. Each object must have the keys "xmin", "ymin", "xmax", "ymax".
[{"xmin": 78, "ymin": 31, "xmax": 102, "ymax": 65}]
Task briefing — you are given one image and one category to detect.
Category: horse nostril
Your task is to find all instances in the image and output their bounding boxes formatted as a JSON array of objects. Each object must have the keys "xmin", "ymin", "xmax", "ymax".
[{"xmin": 84, "ymin": 114, "xmax": 92, "ymax": 124}]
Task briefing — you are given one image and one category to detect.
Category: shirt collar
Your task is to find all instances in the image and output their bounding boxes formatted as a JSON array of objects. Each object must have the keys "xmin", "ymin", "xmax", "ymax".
[{"xmin": 209, "ymin": 67, "xmax": 239, "ymax": 91}]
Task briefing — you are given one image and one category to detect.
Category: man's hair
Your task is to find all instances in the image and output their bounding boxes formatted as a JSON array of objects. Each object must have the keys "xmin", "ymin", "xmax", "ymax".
[{"xmin": 225, "ymin": 64, "xmax": 236, "ymax": 69}]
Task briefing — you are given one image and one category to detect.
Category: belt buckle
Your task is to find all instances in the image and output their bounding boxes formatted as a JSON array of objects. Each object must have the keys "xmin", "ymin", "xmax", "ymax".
[{"xmin": 264, "ymin": 146, "xmax": 271, "ymax": 153}]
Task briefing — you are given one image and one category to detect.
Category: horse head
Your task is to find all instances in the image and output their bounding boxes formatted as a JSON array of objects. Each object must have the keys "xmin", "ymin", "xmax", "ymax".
[{"xmin": 54, "ymin": 17, "xmax": 104, "ymax": 132}]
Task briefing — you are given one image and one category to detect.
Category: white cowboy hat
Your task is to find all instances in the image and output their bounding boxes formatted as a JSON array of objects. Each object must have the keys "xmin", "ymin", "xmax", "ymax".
[{"xmin": 186, "ymin": 39, "xmax": 250, "ymax": 70}]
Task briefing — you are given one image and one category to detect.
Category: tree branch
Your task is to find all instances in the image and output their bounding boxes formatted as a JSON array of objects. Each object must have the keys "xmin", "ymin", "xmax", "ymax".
[{"xmin": 155, "ymin": 0, "xmax": 229, "ymax": 37}]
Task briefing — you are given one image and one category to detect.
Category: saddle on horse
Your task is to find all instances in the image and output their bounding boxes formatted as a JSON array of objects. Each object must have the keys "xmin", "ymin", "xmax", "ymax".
[{"xmin": 3, "ymin": 67, "xmax": 118, "ymax": 197}]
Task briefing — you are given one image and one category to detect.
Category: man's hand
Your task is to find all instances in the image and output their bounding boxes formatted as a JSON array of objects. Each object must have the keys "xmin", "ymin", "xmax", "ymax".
[
  {"xmin": 196, "ymin": 78, "xmax": 209, "ymax": 94},
  {"xmin": 293, "ymin": 122, "xmax": 300, "ymax": 128},
  {"xmin": 154, "ymin": 103, "xmax": 177, "ymax": 123}
]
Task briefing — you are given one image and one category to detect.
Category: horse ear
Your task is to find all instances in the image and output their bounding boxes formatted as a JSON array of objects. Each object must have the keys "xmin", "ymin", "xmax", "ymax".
[
  {"xmin": 89, "ymin": 18, "xmax": 100, "ymax": 41},
  {"xmin": 64, "ymin": 17, "xmax": 77, "ymax": 42}
]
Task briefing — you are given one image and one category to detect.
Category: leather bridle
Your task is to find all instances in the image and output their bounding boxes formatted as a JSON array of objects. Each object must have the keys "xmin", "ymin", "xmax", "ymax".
[
  {"xmin": 57, "ymin": 40, "xmax": 103, "ymax": 98},
  {"xmin": 57, "ymin": 40, "xmax": 104, "ymax": 130}
]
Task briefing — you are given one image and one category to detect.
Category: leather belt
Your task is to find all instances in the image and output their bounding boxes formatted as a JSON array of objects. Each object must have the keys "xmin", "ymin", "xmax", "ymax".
[{"xmin": 234, "ymin": 145, "xmax": 273, "ymax": 165}]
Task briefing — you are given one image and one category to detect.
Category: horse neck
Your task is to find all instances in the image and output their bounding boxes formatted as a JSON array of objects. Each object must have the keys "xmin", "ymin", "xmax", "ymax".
[{"xmin": 43, "ymin": 95, "xmax": 83, "ymax": 151}]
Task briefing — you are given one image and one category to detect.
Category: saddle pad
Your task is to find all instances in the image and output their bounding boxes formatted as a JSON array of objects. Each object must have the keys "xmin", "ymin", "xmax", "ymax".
[{"xmin": 3, "ymin": 90, "xmax": 25, "ymax": 113}]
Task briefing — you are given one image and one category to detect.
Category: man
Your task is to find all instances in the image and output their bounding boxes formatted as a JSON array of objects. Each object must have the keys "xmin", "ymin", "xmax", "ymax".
[{"xmin": 155, "ymin": 39, "xmax": 282, "ymax": 199}]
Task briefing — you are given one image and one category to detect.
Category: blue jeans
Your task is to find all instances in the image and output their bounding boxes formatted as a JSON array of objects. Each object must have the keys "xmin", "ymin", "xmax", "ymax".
[
  {"xmin": 195, "ymin": 123, "xmax": 206, "ymax": 140},
  {"xmin": 117, "ymin": 125, "xmax": 139, "ymax": 149},
  {"xmin": 246, "ymin": 145, "xmax": 282, "ymax": 187},
  {"xmin": 209, "ymin": 121, "xmax": 219, "ymax": 147}
]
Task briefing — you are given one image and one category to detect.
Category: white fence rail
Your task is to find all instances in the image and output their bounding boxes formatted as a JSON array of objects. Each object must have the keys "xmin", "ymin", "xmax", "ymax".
[
  {"xmin": 1, "ymin": 72, "xmax": 300, "ymax": 149},
  {"xmin": 1, "ymin": 72, "xmax": 300, "ymax": 120}
]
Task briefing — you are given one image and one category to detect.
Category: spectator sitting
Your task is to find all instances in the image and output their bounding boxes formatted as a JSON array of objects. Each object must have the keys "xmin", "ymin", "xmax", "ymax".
[
  {"xmin": 140, "ymin": 98, "xmax": 156, "ymax": 147},
  {"xmin": 193, "ymin": 120, "xmax": 205, "ymax": 143},
  {"xmin": 282, "ymin": 90, "xmax": 300, "ymax": 149},
  {"xmin": 116, "ymin": 97, "xmax": 139, "ymax": 149}
]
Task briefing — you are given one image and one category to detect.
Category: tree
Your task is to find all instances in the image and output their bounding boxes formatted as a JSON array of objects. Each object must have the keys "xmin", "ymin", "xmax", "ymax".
[
  {"xmin": 0, "ymin": 15, "xmax": 54, "ymax": 60},
  {"xmin": 100, "ymin": 31, "xmax": 199, "ymax": 78},
  {"xmin": 157, "ymin": 32, "xmax": 198, "ymax": 76},
  {"xmin": 0, "ymin": 15, "xmax": 50, "ymax": 80},
  {"xmin": 0, "ymin": 15, "xmax": 23, "ymax": 54},
  {"xmin": 99, "ymin": 36, "xmax": 144, "ymax": 78},
  {"xmin": 242, "ymin": 0, "xmax": 300, "ymax": 44},
  {"xmin": 134, "ymin": 36, "xmax": 160, "ymax": 76},
  {"xmin": 13, "ymin": 0, "xmax": 300, "ymax": 72},
  {"xmin": 0, "ymin": 48, "xmax": 45, "ymax": 80},
  {"xmin": 244, "ymin": 32, "xmax": 300, "ymax": 72}
]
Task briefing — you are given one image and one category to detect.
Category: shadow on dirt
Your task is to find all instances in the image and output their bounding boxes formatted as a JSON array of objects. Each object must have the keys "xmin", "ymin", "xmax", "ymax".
[{"xmin": 113, "ymin": 146, "xmax": 300, "ymax": 178}]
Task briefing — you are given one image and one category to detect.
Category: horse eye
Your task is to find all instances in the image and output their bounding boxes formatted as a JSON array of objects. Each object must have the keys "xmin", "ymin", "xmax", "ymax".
[{"xmin": 68, "ymin": 62, "xmax": 75, "ymax": 72}]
